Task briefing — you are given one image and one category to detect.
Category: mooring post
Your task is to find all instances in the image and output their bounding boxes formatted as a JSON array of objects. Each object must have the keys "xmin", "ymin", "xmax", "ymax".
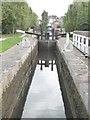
[
  {"xmin": 52, "ymin": 28, "xmax": 54, "ymax": 40},
  {"xmin": 45, "ymin": 60, "xmax": 49, "ymax": 67},
  {"xmin": 56, "ymin": 34, "xmax": 58, "ymax": 40},
  {"xmin": 45, "ymin": 33, "xmax": 47, "ymax": 40},
  {"xmin": 40, "ymin": 60, "xmax": 43, "ymax": 70},
  {"xmin": 47, "ymin": 33, "xmax": 49, "ymax": 40},
  {"xmin": 51, "ymin": 60, "xmax": 53, "ymax": 71},
  {"xmin": 45, "ymin": 33, "xmax": 49, "ymax": 40},
  {"xmin": 37, "ymin": 35, "xmax": 39, "ymax": 40},
  {"xmin": 55, "ymin": 32, "xmax": 58, "ymax": 39},
  {"xmin": 41, "ymin": 28, "xmax": 43, "ymax": 40}
]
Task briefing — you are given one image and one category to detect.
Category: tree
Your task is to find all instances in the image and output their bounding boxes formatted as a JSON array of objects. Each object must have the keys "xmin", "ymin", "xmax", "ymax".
[
  {"xmin": 63, "ymin": 2, "xmax": 88, "ymax": 32},
  {"xmin": 41, "ymin": 10, "xmax": 48, "ymax": 32},
  {"xmin": 32, "ymin": 12, "xmax": 39, "ymax": 27},
  {"xmin": 0, "ymin": 2, "xmax": 2, "ymax": 28},
  {"xmin": 88, "ymin": 1, "xmax": 90, "ymax": 31},
  {"xmin": 2, "ymin": 2, "xmax": 38, "ymax": 34},
  {"xmin": 57, "ymin": 25, "xmax": 61, "ymax": 28},
  {"xmin": 75, "ymin": 2, "xmax": 88, "ymax": 30}
]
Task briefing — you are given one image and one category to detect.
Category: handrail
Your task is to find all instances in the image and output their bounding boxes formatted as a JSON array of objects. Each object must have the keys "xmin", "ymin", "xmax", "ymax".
[{"xmin": 72, "ymin": 33, "xmax": 90, "ymax": 57}]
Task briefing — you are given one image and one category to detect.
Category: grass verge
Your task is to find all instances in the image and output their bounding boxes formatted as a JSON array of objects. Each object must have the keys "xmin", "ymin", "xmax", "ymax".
[
  {"xmin": 2, "ymin": 33, "xmax": 23, "ymax": 38},
  {"xmin": 0, "ymin": 37, "xmax": 22, "ymax": 53},
  {"xmin": 70, "ymin": 37, "xmax": 72, "ymax": 41}
]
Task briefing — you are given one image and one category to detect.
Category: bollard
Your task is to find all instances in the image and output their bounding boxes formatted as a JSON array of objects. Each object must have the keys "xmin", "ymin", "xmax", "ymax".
[
  {"xmin": 22, "ymin": 37, "xmax": 30, "ymax": 47},
  {"xmin": 45, "ymin": 33, "xmax": 49, "ymax": 40},
  {"xmin": 52, "ymin": 28, "xmax": 54, "ymax": 40},
  {"xmin": 45, "ymin": 33, "xmax": 47, "ymax": 40},
  {"xmin": 45, "ymin": 60, "xmax": 49, "ymax": 67},
  {"xmin": 51, "ymin": 60, "xmax": 53, "ymax": 71},
  {"xmin": 55, "ymin": 32, "xmax": 58, "ymax": 39},
  {"xmin": 47, "ymin": 33, "xmax": 49, "ymax": 40},
  {"xmin": 41, "ymin": 28, "xmax": 43, "ymax": 40},
  {"xmin": 64, "ymin": 33, "xmax": 69, "ymax": 51},
  {"xmin": 64, "ymin": 33, "xmax": 73, "ymax": 52},
  {"xmin": 37, "ymin": 35, "xmax": 39, "ymax": 40},
  {"xmin": 40, "ymin": 60, "xmax": 43, "ymax": 70}
]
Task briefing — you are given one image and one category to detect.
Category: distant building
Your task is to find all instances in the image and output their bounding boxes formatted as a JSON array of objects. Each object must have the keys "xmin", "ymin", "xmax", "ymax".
[
  {"xmin": 38, "ymin": 19, "xmax": 42, "ymax": 25},
  {"xmin": 51, "ymin": 18, "xmax": 64, "ymax": 29},
  {"xmin": 47, "ymin": 16, "xmax": 64, "ymax": 33},
  {"xmin": 48, "ymin": 16, "xmax": 54, "ymax": 27}
]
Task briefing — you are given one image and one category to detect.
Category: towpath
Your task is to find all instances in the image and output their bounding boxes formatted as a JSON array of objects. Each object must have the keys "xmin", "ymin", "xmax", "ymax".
[{"xmin": 57, "ymin": 37, "xmax": 89, "ymax": 115}]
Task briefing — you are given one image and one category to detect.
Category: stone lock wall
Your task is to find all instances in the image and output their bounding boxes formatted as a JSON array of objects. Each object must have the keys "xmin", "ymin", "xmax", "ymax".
[
  {"xmin": 2, "ymin": 44, "xmax": 38, "ymax": 118},
  {"xmin": 56, "ymin": 45, "xmax": 88, "ymax": 119}
]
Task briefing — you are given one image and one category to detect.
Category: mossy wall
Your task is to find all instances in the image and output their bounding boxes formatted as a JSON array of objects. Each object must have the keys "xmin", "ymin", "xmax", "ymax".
[
  {"xmin": 2, "ymin": 45, "xmax": 38, "ymax": 118},
  {"xmin": 56, "ymin": 45, "xmax": 88, "ymax": 119}
]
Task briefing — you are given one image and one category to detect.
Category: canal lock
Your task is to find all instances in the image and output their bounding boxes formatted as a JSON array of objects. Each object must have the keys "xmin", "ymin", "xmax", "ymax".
[{"xmin": 2, "ymin": 40, "xmax": 88, "ymax": 119}]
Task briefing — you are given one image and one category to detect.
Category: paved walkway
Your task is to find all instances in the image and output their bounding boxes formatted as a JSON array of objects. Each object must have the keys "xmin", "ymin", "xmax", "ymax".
[
  {"xmin": 0, "ymin": 36, "xmax": 37, "ymax": 85},
  {"xmin": 57, "ymin": 37, "xmax": 89, "ymax": 115},
  {"xmin": 0, "ymin": 36, "xmax": 37, "ymax": 119}
]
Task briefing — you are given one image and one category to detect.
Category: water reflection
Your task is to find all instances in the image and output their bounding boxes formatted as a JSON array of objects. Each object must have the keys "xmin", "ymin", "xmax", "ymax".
[
  {"xmin": 22, "ymin": 51, "xmax": 66, "ymax": 118},
  {"xmin": 38, "ymin": 60, "xmax": 56, "ymax": 71},
  {"xmin": 2, "ymin": 49, "xmax": 66, "ymax": 118}
]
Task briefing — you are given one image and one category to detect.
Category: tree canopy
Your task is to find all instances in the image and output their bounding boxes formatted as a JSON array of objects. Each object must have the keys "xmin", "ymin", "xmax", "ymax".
[
  {"xmin": 41, "ymin": 10, "xmax": 48, "ymax": 32},
  {"xmin": 2, "ymin": 2, "xmax": 39, "ymax": 34},
  {"xmin": 63, "ymin": 2, "xmax": 88, "ymax": 32},
  {"xmin": 0, "ymin": 11, "xmax": 1, "ymax": 29}
]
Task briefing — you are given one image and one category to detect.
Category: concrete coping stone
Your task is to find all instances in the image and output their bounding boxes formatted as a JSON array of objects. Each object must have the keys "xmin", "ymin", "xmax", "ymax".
[
  {"xmin": 57, "ymin": 37, "xmax": 89, "ymax": 114},
  {"xmin": 0, "ymin": 37, "xmax": 38, "ymax": 90}
]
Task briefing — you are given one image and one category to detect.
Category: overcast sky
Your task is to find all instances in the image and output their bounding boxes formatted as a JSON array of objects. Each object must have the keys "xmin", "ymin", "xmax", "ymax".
[{"xmin": 26, "ymin": 0, "xmax": 73, "ymax": 18}]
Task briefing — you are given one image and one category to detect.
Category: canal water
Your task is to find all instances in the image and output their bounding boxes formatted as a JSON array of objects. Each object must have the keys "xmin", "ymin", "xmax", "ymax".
[{"xmin": 21, "ymin": 51, "xmax": 66, "ymax": 118}]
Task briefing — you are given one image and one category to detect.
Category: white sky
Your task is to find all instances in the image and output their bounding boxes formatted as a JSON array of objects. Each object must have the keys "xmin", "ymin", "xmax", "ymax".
[{"xmin": 26, "ymin": 0, "xmax": 73, "ymax": 18}]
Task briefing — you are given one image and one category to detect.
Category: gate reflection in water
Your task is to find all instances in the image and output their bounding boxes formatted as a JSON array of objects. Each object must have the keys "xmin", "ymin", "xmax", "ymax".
[{"xmin": 22, "ymin": 51, "xmax": 66, "ymax": 118}]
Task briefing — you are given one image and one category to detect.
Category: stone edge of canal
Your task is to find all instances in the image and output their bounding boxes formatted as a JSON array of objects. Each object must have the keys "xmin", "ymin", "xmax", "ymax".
[{"xmin": 1, "ymin": 39, "xmax": 89, "ymax": 119}]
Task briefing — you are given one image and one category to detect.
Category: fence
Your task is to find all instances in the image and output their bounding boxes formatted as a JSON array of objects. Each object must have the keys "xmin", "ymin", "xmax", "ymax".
[{"xmin": 72, "ymin": 33, "xmax": 90, "ymax": 57}]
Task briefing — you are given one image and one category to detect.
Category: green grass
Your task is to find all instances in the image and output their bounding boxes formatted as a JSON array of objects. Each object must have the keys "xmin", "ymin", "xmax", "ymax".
[
  {"xmin": 0, "ymin": 37, "xmax": 22, "ymax": 53},
  {"xmin": 2, "ymin": 33, "xmax": 23, "ymax": 38},
  {"xmin": 70, "ymin": 37, "xmax": 72, "ymax": 41},
  {"xmin": 25, "ymin": 34, "xmax": 30, "ymax": 37}
]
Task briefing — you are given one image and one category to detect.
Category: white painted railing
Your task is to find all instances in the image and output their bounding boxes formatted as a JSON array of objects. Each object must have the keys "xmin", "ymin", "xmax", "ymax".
[{"xmin": 72, "ymin": 33, "xmax": 90, "ymax": 57}]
